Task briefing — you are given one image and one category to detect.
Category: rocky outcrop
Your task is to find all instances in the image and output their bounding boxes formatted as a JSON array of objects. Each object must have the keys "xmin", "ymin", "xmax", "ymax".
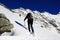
[{"xmin": 0, "ymin": 13, "xmax": 13, "ymax": 34}]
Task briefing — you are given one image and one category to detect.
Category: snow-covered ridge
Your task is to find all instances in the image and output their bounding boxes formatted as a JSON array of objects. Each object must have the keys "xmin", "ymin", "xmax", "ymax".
[
  {"xmin": 11, "ymin": 7, "xmax": 60, "ymax": 27},
  {"xmin": 0, "ymin": 4, "xmax": 60, "ymax": 40}
]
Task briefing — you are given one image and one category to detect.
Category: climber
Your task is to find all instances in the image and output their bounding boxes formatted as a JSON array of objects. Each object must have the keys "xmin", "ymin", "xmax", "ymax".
[{"xmin": 24, "ymin": 13, "xmax": 34, "ymax": 34}]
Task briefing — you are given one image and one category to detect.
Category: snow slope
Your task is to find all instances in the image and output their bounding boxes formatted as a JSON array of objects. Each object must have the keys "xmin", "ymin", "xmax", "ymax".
[{"xmin": 0, "ymin": 4, "xmax": 60, "ymax": 40}]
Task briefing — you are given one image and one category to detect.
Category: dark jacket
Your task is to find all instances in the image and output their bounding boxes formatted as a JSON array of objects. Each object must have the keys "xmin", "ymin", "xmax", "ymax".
[{"xmin": 24, "ymin": 13, "xmax": 33, "ymax": 24}]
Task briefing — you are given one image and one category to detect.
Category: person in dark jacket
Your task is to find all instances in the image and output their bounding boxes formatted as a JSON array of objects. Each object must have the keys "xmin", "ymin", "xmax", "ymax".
[{"xmin": 24, "ymin": 13, "xmax": 34, "ymax": 34}]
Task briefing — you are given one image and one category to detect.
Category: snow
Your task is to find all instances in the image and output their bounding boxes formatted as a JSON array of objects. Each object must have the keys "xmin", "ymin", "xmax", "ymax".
[{"xmin": 0, "ymin": 4, "xmax": 60, "ymax": 40}]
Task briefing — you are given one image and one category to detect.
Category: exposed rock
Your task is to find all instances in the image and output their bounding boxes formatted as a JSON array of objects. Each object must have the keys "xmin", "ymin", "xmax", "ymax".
[{"xmin": 0, "ymin": 14, "xmax": 13, "ymax": 34}]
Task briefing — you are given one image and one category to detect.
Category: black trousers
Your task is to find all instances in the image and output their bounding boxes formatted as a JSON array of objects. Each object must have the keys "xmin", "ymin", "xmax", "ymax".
[{"xmin": 28, "ymin": 19, "xmax": 34, "ymax": 33}]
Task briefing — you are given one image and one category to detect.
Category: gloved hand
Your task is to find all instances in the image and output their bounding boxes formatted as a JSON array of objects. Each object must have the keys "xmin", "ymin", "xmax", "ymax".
[{"xmin": 24, "ymin": 19, "xmax": 25, "ymax": 21}]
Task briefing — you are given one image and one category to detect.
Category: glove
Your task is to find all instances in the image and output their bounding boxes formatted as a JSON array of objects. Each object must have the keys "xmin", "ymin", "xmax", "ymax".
[{"xmin": 24, "ymin": 19, "xmax": 25, "ymax": 21}]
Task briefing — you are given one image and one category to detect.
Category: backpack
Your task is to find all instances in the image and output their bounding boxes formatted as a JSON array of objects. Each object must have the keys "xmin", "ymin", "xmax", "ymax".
[{"xmin": 28, "ymin": 13, "xmax": 33, "ymax": 19}]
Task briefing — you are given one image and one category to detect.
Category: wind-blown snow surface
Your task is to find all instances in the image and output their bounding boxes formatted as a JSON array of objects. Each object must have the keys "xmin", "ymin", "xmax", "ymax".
[{"xmin": 0, "ymin": 4, "xmax": 60, "ymax": 40}]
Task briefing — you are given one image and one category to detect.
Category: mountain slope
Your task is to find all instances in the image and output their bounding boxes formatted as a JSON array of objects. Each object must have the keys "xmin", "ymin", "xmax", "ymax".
[{"xmin": 0, "ymin": 4, "xmax": 60, "ymax": 40}]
